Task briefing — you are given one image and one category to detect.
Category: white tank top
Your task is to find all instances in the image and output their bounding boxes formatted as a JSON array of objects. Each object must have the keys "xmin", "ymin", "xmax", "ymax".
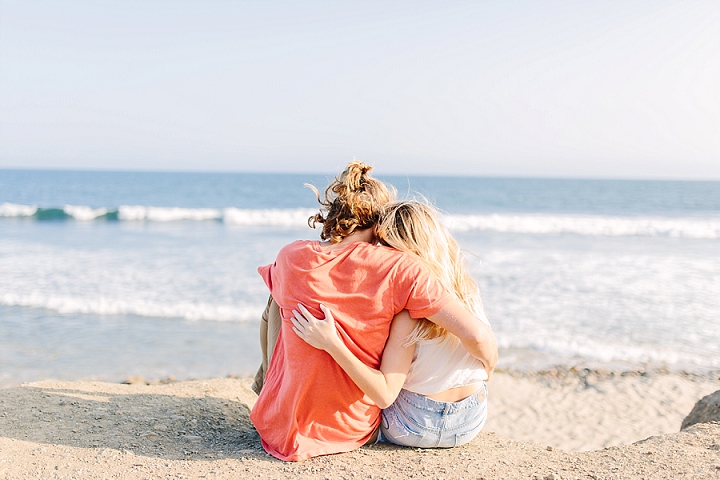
[{"xmin": 402, "ymin": 313, "xmax": 490, "ymax": 396}]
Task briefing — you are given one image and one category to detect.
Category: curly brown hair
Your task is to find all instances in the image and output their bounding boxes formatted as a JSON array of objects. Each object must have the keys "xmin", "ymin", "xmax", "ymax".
[{"xmin": 307, "ymin": 160, "xmax": 395, "ymax": 244}]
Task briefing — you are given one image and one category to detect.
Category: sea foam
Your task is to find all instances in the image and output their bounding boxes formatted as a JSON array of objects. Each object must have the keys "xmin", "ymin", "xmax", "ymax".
[
  {"xmin": 496, "ymin": 333, "xmax": 720, "ymax": 369},
  {"xmin": 0, "ymin": 203, "xmax": 37, "ymax": 217},
  {"xmin": 118, "ymin": 205, "xmax": 222, "ymax": 222},
  {"xmin": 445, "ymin": 213, "xmax": 720, "ymax": 239},
  {"xmin": 63, "ymin": 205, "xmax": 109, "ymax": 221},
  {"xmin": 0, "ymin": 293, "xmax": 264, "ymax": 323},
  {"xmin": 222, "ymin": 207, "xmax": 318, "ymax": 226}
]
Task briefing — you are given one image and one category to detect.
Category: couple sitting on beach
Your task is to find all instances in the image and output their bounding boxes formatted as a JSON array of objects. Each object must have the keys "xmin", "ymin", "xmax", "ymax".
[{"xmin": 250, "ymin": 161, "xmax": 498, "ymax": 461}]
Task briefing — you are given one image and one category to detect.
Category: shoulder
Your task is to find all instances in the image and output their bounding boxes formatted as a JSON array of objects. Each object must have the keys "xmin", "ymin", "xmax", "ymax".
[
  {"xmin": 379, "ymin": 246, "xmax": 427, "ymax": 274},
  {"xmin": 356, "ymin": 245, "xmax": 438, "ymax": 289},
  {"xmin": 355, "ymin": 242, "xmax": 412, "ymax": 262},
  {"xmin": 284, "ymin": 239, "xmax": 315, "ymax": 250},
  {"xmin": 277, "ymin": 239, "xmax": 316, "ymax": 256},
  {"xmin": 353, "ymin": 244, "xmax": 425, "ymax": 272}
]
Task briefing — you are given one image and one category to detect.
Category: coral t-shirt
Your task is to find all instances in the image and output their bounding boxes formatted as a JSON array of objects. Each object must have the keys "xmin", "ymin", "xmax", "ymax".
[{"xmin": 250, "ymin": 240, "xmax": 451, "ymax": 461}]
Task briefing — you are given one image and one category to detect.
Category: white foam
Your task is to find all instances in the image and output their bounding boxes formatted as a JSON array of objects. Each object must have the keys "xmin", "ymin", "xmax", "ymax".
[
  {"xmin": 116, "ymin": 206, "xmax": 317, "ymax": 227},
  {"xmin": 0, "ymin": 293, "xmax": 264, "ymax": 323},
  {"xmin": 0, "ymin": 203, "xmax": 37, "ymax": 217},
  {"xmin": 63, "ymin": 205, "xmax": 109, "ymax": 221},
  {"xmin": 497, "ymin": 334, "xmax": 720, "ymax": 369},
  {"xmin": 118, "ymin": 205, "xmax": 222, "ymax": 222},
  {"xmin": 445, "ymin": 213, "xmax": 720, "ymax": 239},
  {"xmin": 222, "ymin": 207, "xmax": 317, "ymax": 227}
]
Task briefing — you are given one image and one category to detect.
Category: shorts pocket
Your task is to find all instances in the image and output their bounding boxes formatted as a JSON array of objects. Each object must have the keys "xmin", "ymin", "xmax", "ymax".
[{"xmin": 380, "ymin": 409, "xmax": 428, "ymax": 448}]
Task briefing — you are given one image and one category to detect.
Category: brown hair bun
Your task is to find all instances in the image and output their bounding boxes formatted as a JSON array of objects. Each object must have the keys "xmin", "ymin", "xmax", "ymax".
[{"xmin": 307, "ymin": 160, "xmax": 395, "ymax": 244}]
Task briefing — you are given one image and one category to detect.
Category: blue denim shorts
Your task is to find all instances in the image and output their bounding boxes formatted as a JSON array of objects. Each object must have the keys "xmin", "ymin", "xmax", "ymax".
[{"xmin": 379, "ymin": 383, "xmax": 488, "ymax": 448}]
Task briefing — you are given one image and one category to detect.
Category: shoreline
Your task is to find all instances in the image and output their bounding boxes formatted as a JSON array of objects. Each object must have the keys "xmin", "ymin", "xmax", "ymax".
[{"xmin": 1, "ymin": 373, "xmax": 718, "ymax": 479}]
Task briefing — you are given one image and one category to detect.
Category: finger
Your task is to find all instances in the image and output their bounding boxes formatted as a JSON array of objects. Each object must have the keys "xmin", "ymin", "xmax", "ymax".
[
  {"xmin": 292, "ymin": 325, "xmax": 304, "ymax": 338},
  {"xmin": 291, "ymin": 309, "xmax": 307, "ymax": 325},
  {"xmin": 298, "ymin": 303, "xmax": 315, "ymax": 320},
  {"xmin": 319, "ymin": 304, "xmax": 334, "ymax": 324},
  {"xmin": 291, "ymin": 316, "xmax": 308, "ymax": 333}
]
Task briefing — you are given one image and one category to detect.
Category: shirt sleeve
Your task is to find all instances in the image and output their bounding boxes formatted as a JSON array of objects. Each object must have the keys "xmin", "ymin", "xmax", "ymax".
[
  {"xmin": 257, "ymin": 263, "xmax": 274, "ymax": 292},
  {"xmin": 393, "ymin": 256, "xmax": 452, "ymax": 319}
]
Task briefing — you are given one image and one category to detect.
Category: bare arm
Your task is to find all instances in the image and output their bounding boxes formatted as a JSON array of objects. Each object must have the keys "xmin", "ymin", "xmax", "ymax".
[
  {"xmin": 291, "ymin": 304, "xmax": 415, "ymax": 408},
  {"xmin": 425, "ymin": 299, "xmax": 498, "ymax": 378}
]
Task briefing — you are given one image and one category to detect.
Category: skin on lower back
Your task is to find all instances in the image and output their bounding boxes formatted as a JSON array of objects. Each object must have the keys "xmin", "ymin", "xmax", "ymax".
[{"xmin": 426, "ymin": 383, "xmax": 483, "ymax": 403}]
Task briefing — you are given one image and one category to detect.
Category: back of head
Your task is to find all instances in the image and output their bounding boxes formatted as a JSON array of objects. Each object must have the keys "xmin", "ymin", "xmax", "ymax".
[
  {"xmin": 377, "ymin": 200, "xmax": 484, "ymax": 342},
  {"xmin": 308, "ymin": 160, "xmax": 396, "ymax": 244}
]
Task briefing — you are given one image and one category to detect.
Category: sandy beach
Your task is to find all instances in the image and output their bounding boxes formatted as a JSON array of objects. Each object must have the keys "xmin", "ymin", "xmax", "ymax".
[{"xmin": 1, "ymin": 370, "xmax": 718, "ymax": 479}]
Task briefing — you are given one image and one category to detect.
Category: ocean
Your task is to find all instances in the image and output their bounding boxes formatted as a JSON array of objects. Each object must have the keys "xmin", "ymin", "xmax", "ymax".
[{"xmin": 1, "ymin": 169, "xmax": 719, "ymax": 387}]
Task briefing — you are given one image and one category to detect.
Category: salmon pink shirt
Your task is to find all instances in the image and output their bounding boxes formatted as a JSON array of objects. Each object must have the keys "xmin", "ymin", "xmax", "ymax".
[{"xmin": 250, "ymin": 240, "xmax": 450, "ymax": 461}]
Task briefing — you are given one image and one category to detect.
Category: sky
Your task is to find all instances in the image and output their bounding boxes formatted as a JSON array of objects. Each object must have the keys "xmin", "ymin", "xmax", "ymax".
[{"xmin": 0, "ymin": 1, "xmax": 718, "ymax": 179}]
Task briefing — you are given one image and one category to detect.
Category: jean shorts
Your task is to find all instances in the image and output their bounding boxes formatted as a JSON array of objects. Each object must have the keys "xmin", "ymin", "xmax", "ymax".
[{"xmin": 379, "ymin": 383, "xmax": 488, "ymax": 448}]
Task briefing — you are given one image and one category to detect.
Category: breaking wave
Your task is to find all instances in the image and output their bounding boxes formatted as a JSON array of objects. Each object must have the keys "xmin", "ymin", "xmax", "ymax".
[
  {"xmin": 445, "ymin": 213, "xmax": 720, "ymax": 239},
  {"xmin": 2, "ymin": 203, "xmax": 719, "ymax": 238},
  {"xmin": 0, "ymin": 203, "xmax": 317, "ymax": 227}
]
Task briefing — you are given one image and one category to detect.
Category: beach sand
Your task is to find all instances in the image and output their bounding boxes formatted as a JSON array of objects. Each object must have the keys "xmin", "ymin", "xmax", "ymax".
[{"xmin": 1, "ymin": 371, "xmax": 719, "ymax": 479}]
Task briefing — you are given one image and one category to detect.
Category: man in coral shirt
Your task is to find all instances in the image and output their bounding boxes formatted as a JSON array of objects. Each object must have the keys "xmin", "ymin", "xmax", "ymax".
[{"xmin": 249, "ymin": 162, "xmax": 497, "ymax": 461}]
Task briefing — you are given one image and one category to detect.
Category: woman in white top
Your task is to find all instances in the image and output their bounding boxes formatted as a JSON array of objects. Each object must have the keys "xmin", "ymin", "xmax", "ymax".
[{"xmin": 292, "ymin": 200, "xmax": 491, "ymax": 448}]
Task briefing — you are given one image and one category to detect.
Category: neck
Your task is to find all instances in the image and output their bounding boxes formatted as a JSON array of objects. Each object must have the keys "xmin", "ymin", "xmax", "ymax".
[
  {"xmin": 318, "ymin": 228, "xmax": 376, "ymax": 253},
  {"xmin": 338, "ymin": 228, "xmax": 375, "ymax": 245}
]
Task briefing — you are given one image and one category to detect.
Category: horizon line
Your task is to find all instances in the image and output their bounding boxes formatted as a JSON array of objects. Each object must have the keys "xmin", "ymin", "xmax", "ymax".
[{"xmin": 1, "ymin": 166, "xmax": 719, "ymax": 183}]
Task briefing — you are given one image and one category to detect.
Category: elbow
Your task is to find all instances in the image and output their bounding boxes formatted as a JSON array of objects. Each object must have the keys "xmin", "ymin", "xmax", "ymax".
[
  {"xmin": 375, "ymin": 394, "xmax": 395, "ymax": 409},
  {"xmin": 467, "ymin": 329, "xmax": 498, "ymax": 371},
  {"xmin": 372, "ymin": 389, "xmax": 398, "ymax": 409},
  {"xmin": 486, "ymin": 335, "xmax": 499, "ymax": 373},
  {"xmin": 469, "ymin": 330, "xmax": 489, "ymax": 351}
]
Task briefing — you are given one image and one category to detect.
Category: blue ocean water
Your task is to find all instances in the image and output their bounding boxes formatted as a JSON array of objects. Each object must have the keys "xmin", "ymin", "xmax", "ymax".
[{"xmin": 1, "ymin": 169, "xmax": 719, "ymax": 386}]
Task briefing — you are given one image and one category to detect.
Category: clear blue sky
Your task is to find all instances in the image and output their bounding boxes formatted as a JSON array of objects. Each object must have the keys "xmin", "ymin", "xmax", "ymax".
[{"xmin": 1, "ymin": 1, "xmax": 718, "ymax": 178}]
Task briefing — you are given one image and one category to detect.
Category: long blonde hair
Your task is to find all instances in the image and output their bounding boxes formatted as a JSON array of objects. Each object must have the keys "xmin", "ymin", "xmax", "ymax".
[
  {"xmin": 307, "ymin": 160, "xmax": 396, "ymax": 244},
  {"xmin": 376, "ymin": 200, "xmax": 484, "ymax": 343}
]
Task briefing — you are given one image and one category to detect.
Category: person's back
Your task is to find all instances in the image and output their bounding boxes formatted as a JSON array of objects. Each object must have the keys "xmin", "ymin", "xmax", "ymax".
[
  {"xmin": 401, "ymin": 311, "xmax": 490, "ymax": 396},
  {"xmin": 251, "ymin": 239, "xmax": 450, "ymax": 460}
]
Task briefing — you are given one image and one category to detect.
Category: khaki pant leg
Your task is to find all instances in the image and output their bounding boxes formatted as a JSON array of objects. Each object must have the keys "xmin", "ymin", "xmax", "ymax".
[{"xmin": 251, "ymin": 295, "xmax": 282, "ymax": 395}]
